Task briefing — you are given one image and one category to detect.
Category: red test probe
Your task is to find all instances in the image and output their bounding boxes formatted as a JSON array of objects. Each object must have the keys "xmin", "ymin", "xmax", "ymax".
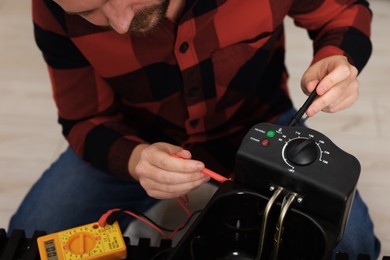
[{"xmin": 170, "ymin": 154, "xmax": 231, "ymax": 183}]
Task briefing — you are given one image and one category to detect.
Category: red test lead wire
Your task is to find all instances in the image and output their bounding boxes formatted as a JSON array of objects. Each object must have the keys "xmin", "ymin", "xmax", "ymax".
[
  {"xmin": 97, "ymin": 155, "xmax": 231, "ymax": 242},
  {"xmin": 98, "ymin": 208, "xmax": 184, "ymax": 240},
  {"xmin": 170, "ymin": 154, "xmax": 231, "ymax": 183}
]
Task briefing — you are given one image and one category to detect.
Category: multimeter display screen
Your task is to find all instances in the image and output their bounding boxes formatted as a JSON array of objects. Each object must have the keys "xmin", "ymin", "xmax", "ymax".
[{"xmin": 44, "ymin": 239, "xmax": 58, "ymax": 260}]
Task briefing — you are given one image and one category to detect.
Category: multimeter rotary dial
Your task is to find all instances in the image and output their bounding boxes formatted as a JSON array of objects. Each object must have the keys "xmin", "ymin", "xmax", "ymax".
[{"xmin": 66, "ymin": 232, "xmax": 97, "ymax": 255}]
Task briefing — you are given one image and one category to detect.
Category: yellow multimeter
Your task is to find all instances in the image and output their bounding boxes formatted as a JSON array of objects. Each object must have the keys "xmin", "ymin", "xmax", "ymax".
[{"xmin": 37, "ymin": 221, "xmax": 127, "ymax": 260}]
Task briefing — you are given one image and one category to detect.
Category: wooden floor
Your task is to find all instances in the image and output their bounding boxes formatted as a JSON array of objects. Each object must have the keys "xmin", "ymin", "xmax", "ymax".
[{"xmin": 0, "ymin": 0, "xmax": 389, "ymax": 258}]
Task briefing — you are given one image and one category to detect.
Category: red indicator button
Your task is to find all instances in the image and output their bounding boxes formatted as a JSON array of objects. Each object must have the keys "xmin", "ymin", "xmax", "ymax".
[{"xmin": 261, "ymin": 139, "xmax": 270, "ymax": 147}]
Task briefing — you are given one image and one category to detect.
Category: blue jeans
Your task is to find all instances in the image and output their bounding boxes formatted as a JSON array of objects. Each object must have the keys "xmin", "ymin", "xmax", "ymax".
[
  {"xmin": 8, "ymin": 147, "xmax": 159, "ymax": 236},
  {"xmin": 8, "ymin": 108, "xmax": 380, "ymax": 259}
]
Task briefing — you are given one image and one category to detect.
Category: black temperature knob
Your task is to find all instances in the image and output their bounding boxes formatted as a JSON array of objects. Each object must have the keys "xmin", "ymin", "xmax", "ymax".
[{"xmin": 285, "ymin": 138, "xmax": 318, "ymax": 166}]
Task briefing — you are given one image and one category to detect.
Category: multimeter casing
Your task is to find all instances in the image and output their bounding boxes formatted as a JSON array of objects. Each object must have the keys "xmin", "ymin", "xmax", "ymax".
[
  {"xmin": 234, "ymin": 122, "xmax": 361, "ymax": 240},
  {"xmin": 37, "ymin": 221, "xmax": 127, "ymax": 260}
]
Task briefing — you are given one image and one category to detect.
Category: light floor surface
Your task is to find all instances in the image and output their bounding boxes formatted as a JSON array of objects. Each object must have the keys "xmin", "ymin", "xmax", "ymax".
[{"xmin": 0, "ymin": 0, "xmax": 389, "ymax": 258}]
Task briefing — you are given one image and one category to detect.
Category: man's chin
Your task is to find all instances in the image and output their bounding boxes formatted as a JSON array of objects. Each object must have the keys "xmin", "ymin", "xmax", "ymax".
[{"xmin": 129, "ymin": 17, "xmax": 163, "ymax": 35}]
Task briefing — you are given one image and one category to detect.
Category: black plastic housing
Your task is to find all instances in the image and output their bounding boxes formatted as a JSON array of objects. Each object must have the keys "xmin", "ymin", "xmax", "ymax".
[{"xmin": 234, "ymin": 123, "xmax": 360, "ymax": 240}]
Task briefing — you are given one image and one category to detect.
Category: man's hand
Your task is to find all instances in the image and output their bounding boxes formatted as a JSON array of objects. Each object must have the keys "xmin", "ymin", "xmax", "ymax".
[
  {"xmin": 301, "ymin": 55, "xmax": 359, "ymax": 117},
  {"xmin": 128, "ymin": 142, "xmax": 210, "ymax": 199}
]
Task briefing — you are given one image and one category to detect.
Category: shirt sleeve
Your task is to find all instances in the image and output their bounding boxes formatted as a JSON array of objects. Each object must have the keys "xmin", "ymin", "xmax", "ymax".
[
  {"xmin": 289, "ymin": 0, "xmax": 372, "ymax": 72},
  {"xmin": 32, "ymin": 0, "xmax": 143, "ymax": 181}
]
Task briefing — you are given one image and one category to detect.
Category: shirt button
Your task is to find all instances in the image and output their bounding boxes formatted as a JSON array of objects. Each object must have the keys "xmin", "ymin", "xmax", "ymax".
[
  {"xmin": 179, "ymin": 42, "xmax": 189, "ymax": 53},
  {"xmin": 188, "ymin": 87, "xmax": 199, "ymax": 97},
  {"xmin": 189, "ymin": 119, "xmax": 199, "ymax": 128}
]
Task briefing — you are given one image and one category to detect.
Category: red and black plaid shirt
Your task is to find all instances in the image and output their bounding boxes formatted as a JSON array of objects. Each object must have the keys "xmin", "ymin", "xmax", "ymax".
[{"xmin": 32, "ymin": 0, "xmax": 372, "ymax": 180}]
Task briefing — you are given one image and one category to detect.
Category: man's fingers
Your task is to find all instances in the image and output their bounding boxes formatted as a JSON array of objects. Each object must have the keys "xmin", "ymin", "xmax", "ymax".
[
  {"xmin": 316, "ymin": 63, "xmax": 357, "ymax": 95},
  {"xmin": 308, "ymin": 79, "xmax": 359, "ymax": 115},
  {"xmin": 140, "ymin": 176, "xmax": 210, "ymax": 199}
]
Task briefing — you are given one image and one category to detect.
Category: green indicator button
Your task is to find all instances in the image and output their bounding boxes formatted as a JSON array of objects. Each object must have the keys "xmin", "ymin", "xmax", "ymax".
[{"xmin": 266, "ymin": 130, "xmax": 276, "ymax": 138}]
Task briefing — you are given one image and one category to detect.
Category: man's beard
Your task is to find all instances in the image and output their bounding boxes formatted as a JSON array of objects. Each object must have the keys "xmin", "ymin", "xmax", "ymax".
[{"xmin": 129, "ymin": 0, "xmax": 170, "ymax": 35}]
